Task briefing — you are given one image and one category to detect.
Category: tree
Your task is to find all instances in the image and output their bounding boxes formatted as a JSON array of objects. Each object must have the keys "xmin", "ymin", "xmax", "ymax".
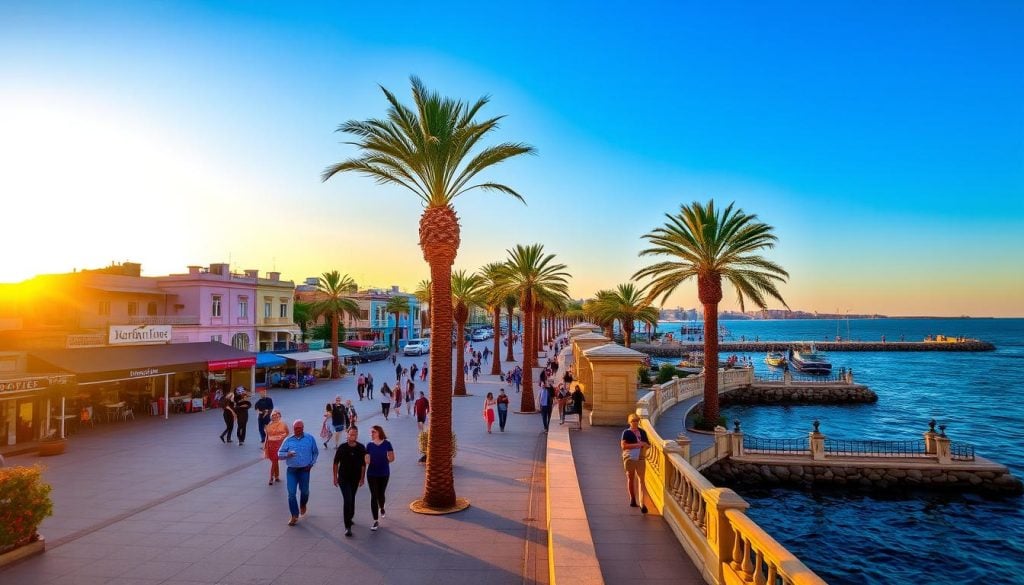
[
  {"xmin": 479, "ymin": 262, "xmax": 512, "ymax": 375},
  {"xmin": 451, "ymin": 270, "xmax": 484, "ymax": 396},
  {"xmin": 633, "ymin": 200, "xmax": 788, "ymax": 428},
  {"xmin": 385, "ymin": 295, "xmax": 411, "ymax": 351},
  {"xmin": 414, "ymin": 279, "xmax": 431, "ymax": 332},
  {"xmin": 293, "ymin": 301, "xmax": 312, "ymax": 342},
  {"xmin": 498, "ymin": 244, "xmax": 570, "ymax": 412},
  {"xmin": 309, "ymin": 271, "xmax": 360, "ymax": 379},
  {"xmin": 322, "ymin": 76, "xmax": 534, "ymax": 511},
  {"xmin": 503, "ymin": 297, "xmax": 518, "ymax": 362},
  {"xmin": 590, "ymin": 283, "xmax": 660, "ymax": 348}
]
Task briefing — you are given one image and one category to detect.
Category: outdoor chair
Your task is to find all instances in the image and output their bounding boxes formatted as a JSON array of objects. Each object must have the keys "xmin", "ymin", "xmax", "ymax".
[{"xmin": 121, "ymin": 407, "xmax": 134, "ymax": 421}]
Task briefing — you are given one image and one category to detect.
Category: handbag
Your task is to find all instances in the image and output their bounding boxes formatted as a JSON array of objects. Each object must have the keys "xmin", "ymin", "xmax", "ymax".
[{"xmin": 320, "ymin": 419, "xmax": 331, "ymax": 439}]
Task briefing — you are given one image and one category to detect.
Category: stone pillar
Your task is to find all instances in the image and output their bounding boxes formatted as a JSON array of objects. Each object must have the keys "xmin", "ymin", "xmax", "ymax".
[
  {"xmin": 935, "ymin": 426, "xmax": 952, "ymax": 464},
  {"xmin": 783, "ymin": 370, "xmax": 792, "ymax": 386},
  {"xmin": 809, "ymin": 420, "xmax": 825, "ymax": 461},
  {"xmin": 584, "ymin": 343, "xmax": 648, "ymax": 426},
  {"xmin": 703, "ymin": 488, "xmax": 751, "ymax": 584},
  {"xmin": 729, "ymin": 420, "xmax": 744, "ymax": 457},
  {"xmin": 714, "ymin": 426, "xmax": 729, "ymax": 458},
  {"xmin": 924, "ymin": 419, "xmax": 938, "ymax": 454},
  {"xmin": 675, "ymin": 433, "xmax": 692, "ymax": 460}
]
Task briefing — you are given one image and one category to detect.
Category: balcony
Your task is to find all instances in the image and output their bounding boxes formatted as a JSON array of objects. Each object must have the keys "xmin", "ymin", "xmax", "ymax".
[
  {"xmin": 262, "ymin": 317, "xmax": 293, "ymax": 326},
  {"xmin": 127, "ymin": 315, "xmax": 201, "ymax": 325}
]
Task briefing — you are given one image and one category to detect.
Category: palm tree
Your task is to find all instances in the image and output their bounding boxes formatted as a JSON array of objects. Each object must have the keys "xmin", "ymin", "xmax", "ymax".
[
  {"xmin": 479, "ymin": 262, "xmax": 512, "ymax": 375},
  {"xmin": 322, "ymin": 77, "xmax": 534, "ymax": 511},
  {"xmin": 503, "ymin": 297, "xmax": 518, "ymax": 363},
  {"xmin": 590, "ymin": 283, "xmax": 660, "ymax": 348},
  {"xmin": 634, "ymin": 200, "xmax": 788, "ymax": 428},
  {"xmin": 309, "ymin": 271, "xmax": 360, "ymax": 379},
  {"xmin": 499, "ymin": 244, "xmax": 570, "ymax": 412},
  {"xmin": 584, "ymin": 291, "xmax": 617, "ymax": 339},
  {"xmin": 451, "ymin": 270, "xmax": 484, "ymax": 396},
  {"xmin": 414, "ymin": 279, "xmax": 431, "ymax": 333},
  {"xmin": 385, "ymin": 295, "xmax": 411, "ymax": 351},
  {"xmin": 293, "ymin": 301, "xmax": 312, "ymax": 342}
]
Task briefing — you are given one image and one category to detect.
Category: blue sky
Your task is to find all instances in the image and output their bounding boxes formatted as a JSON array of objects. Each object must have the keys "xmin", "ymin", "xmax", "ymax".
[{"xmin": 2, "ymin": 1, "xmax": 1022, "ymax": 315}]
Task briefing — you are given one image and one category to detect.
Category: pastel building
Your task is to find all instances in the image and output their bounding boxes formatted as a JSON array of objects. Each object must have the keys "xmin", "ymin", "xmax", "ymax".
[{"xmin": 294, "ymin": 282, "xmax": 421, "ymax": 348}]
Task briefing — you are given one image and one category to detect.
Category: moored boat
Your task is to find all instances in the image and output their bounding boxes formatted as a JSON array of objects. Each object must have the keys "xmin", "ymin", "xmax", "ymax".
[
  {"xmin": 788, "ymin": 345, "xmax": 832, "ymax": 374},
  {"xmin": 765, "ymin": 351, "xmax": 787, "ymax": 368}
]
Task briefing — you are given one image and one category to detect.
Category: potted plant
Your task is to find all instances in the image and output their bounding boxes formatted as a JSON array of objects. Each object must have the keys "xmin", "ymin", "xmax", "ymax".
[
  {"xmin": 417, "ymin": 431, "xmax": 457, "ymax": 463},
  {"xmin": 0, "ymin": 465, "xmax": 53, "ymax": 567},
  {"xmin": 37, "ymin": 430, "xmax": 66, "ymax": 457}
]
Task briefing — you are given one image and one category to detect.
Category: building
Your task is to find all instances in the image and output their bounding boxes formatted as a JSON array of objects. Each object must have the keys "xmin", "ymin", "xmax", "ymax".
[{"xmin": 294, "ymin": 282, "xmax": 421, "ymax": 349}]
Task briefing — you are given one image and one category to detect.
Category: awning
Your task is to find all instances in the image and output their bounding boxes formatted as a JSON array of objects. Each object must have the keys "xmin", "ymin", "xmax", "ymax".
[
  {"xmin": 28, "ymin": 342, "xmax": 256, "ymax": 383},
  {"xmin": 341, "ymin": 340, "xmax": 373, "ymax": 348},
  {"xmin": 256, "ymin": 352, "xmax": 287, "ymax": 368},
  {"xmin": 276, "ymin": 350, "xmax": 335, "ymax": 363}
]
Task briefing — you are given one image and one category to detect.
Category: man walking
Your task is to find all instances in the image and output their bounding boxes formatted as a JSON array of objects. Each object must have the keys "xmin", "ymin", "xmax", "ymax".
[
  {"xmin": 234, "ymin": 388, "xmax": 252, "ymax": 446},
  {"xmin": 366, "ymin": 373, "xmax": 374, "ymax": 400},
  {"xmin": 621, "ymin": 414, "xmax": 650, "ymax": 513},
  {"xmin": 254, "ymin": 388, "xmax": 274, "ymax": 447},
  {"xmin": 357, "ymin": 373, "xmax": 366, "ymax": 401},
  {"xmin": 414, "ymin": 391, "xmax": 430, "ymax": 432},
  {"xmin": 332, "ymin": 426, "xmax": 366, "ymax": 537},
  {"xmin": 278, "ymin": 419, "xmax": 319, "ymax": 526},
  {"xmin": 539, "ymin": 383, "xmax": 553, "ymax": 432}
]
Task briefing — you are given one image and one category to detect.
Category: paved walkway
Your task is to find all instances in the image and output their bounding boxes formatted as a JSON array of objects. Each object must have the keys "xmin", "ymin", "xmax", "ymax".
[{"xmin": 2, "ymin": 341, "xmax": 547, "ymax": 585}]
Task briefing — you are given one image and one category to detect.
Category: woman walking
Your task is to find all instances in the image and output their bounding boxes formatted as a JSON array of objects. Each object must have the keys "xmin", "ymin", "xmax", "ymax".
[
  {"xmin": 219, "ymin": 388, "xmax": 236, "ymax": 443},
  {"xmin": 482, "ymin": 392, "xmax": 496, "ymax": 434},
  {"xmin": 496, "ymin": 388, "xmax": 510, "ymax": 432},
  {"xmin": 392, "ymin": 383, "xmax": 403, "ymax": 418},
  {"xmin": 404, "ymin": 380, "xmax": 415, "ymax": 416},
  {"xmin": 556, "ymin": 384, "xmax": 570, "ymax": 425},
  {"xmin": 365, "ymin": 425, "xmax": 395, "ymax": 531},
  {"xmin": 263, "ymin": 410, "xmax": 289, "ymax": 485},
  {"xmin": 379, "ymin": 383, "xmax": 392, "ymax": 420}
]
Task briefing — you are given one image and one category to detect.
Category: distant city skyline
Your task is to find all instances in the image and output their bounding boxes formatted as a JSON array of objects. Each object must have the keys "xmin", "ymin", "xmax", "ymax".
[{"xmin": 2, "ymin": 2, "xmax": 1021, "ymax": 317}]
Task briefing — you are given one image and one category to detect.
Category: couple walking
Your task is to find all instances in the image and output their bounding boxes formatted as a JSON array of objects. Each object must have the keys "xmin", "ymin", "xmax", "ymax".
[{"xmin": 277, "ymin": 420, "xmax": 394, "ymax": 534}]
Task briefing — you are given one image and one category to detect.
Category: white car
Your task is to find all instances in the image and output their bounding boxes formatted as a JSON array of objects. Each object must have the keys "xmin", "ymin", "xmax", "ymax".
[
  {"xmin": 470, "ymin": 330, "xmax": 488, "ymax": 342},
  {"xmin": 403, "ymin": 339, "xmax": 431, "ymax": 356}
]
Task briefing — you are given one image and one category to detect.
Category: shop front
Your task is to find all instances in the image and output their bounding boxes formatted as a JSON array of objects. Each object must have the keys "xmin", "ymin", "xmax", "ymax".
[
  {"xmin": 0, "ymin": 373, "xmax": 76, "ymax": 452},
  {"xmin": 274, "ymin": 350, "xmax": 335, "ymax": 387}
]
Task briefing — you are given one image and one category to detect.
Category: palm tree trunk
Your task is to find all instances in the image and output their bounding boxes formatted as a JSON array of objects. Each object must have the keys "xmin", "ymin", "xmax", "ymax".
[
  {"xmin": 623, "ymin": 320, "xmax": 633, "ymax": 348},
  {"xmin": 519, "ymin": 295, "xmax": 536, "ymax": 412},
  {"xmin": 505, "ymin": 306, "xmax": 515, "ymax": 362},
  {"xmin": 424, "ymin": 260, "xmax": 455, "ymax": 507},
  {"xmin": 699, "ymin": 274, "xmax": 723, "ymax": 429},
  {"xmin": 330, "ymin": 312, "xmax": 340, "ymax": 379},
  {"xmin": 490, "ymin": 307, "xmax": 502, "ymax": 375},
  {"xmin": 453, "ymin": 314, "xmax": 468, "ymax": 396}
]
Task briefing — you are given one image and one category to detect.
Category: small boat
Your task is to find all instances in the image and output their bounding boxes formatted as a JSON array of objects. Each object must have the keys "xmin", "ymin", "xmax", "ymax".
[
  {"xmin": 765, "ymin": 351, "xmax": 787, "ymax": 368},
  {"xmin": 788, "ymin": 345, "xmax": 832, "ymax": 375}
]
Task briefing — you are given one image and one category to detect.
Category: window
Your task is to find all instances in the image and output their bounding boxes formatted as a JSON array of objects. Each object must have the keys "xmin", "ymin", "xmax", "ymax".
[
  {"xmin": 127, "ymin": 302, "xmax": 139, "ymax": 316},
  {"xmin": 239, "ymin": 297, "xmax": 248, "ymax": 317},
  {"xmin": 279, "ymin": 300, "xmax": 288, "ymax": 318},
  {"xmin": 264, "ymin": 300, "xmax": 272, "ymax": 318},
  {"xmin": 98, "ymin": 301, "xmax": 110, "ymax": 315},
  {"xmin": 232, "ymin": 333, "xmax": 249, "ymax": 350},
  {"xmin": 211, "ymin": 295, "xmax": 222, "ymax": 317},
  {"xmin": 358, "ymin": 309, "xmax": 369, "ymax": 321},
  {"xmin": 211, "ymin": 334, "xmax": 222, "ymax": 343},
  {"xmin": 147, "ymin": 302, "xmax": 158, "ymax": 316}
]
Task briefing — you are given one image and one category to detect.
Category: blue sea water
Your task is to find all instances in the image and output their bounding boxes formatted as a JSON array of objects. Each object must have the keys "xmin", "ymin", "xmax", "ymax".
[{"xmin": 655, "ymin": 318, "xmax": 1024, "ymax": 585}]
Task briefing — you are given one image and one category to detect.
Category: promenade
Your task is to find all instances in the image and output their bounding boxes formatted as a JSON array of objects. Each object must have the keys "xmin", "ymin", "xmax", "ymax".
[{"xmin": 0, "ymin": 337, "xmax": 703, "ymax": 585}]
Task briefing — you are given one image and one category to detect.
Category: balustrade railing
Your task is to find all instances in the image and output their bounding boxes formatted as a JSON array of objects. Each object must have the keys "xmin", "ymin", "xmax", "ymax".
[
  {"xmin": 824, "ymin": 438, "xmax": 926, "ymax": 458},
  {"xmin": 723, "ymin": 509, "xmax": 827, "ymax": 585},
  {"xmin": 950, "ymin": 442, "xmax": 976, "ymax": 461},
  {"xmin": 743, "ymin": 436, "xmax": 810, "ymax": 454}
]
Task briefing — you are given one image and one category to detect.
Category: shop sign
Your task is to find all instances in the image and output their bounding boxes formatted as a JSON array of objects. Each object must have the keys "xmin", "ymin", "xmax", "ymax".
[
  {"xmin": 208, "ymin": 357, "xmax": 257, "ymax": 371},
  {"xmin": 0, "ymin": 374, "xmax": 74, "ymax": 394},
  {"xmin": 109, "ymin": 325, "xmax": 172, "ymax": 345}
]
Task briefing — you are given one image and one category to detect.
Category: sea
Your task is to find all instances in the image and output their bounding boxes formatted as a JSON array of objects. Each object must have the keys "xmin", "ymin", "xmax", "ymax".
[{"xmin": 651, "ymin": 318, "xmax": 1024, "ymax": 585}]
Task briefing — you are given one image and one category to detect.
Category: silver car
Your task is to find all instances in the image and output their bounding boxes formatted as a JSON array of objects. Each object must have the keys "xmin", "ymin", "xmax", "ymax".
[{"xmin": 403, "ymin": 339, "xmax": 431, "ymax": 356}]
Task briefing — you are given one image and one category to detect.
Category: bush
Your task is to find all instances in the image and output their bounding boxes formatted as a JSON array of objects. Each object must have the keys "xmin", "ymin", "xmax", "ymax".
[
  {"xmin": 638, "ymin": 366, "xmax": 652, "ymax": 385},
  {"xmin": 418, "ymin": 431, "xmax": 457, "ymax": 460},
  {"xmin": 655, "ymin": 364, "xmax": 678, "ymax": 384},
  {"xmin": 0, "ymin": 465, "xmax": 53, "ymax": 550}
]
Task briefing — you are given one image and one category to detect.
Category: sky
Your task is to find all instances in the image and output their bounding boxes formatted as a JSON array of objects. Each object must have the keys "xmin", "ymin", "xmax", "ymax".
[{"xmin": 1, "ymin": 1, "xmax": 1022, "ymax": 317}]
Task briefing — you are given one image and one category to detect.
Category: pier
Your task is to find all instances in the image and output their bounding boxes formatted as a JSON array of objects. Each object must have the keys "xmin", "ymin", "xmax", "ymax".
[{"xmin": 634, "ymin": 339, "xmax": 995, "ymax": 355}]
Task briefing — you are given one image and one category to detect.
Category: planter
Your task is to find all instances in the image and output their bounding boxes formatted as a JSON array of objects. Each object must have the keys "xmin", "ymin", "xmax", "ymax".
[
  {"xmin": 0, "ymin": 535, "xmax": 45, "ymax": 568},
  {"xmin": 38, "ymin": 439, "xmax": 66, "ymax": 457}
]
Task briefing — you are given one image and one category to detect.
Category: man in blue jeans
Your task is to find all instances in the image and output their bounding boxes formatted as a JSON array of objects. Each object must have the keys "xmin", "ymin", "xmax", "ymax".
[
  {"xmin": 278, "ymin": 419, "xmax": 319, "ymax": 526},
  {"xmin": 539, "ymin": 383, "xmax": 554, "ymax": 432}
]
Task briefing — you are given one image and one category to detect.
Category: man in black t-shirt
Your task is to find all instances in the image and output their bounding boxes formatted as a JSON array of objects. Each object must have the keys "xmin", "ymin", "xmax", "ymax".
[
  {"xmin": 332, "ymin": 426, "xmax": 367, "ymax": 537},
  {"xmin": 234, "ymin": 389, "xmax": 252, "ymax": 446}
]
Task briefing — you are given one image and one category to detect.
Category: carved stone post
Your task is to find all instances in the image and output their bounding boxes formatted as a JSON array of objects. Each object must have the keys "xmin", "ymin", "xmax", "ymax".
[
  {"xmin": 729, "ymin": 419, "xmax": 744, "ymax": 457},
  {"xmin": 714, "ymin": 426, "xmax": 729, "ymax": 458},
  {"xmin": 675, "ymin": 433, "xmax": 692, "ymax": 460},
  {"xmin": 924, "ymin": 419, "xmax": 937, "ymax": 455},
  {"xmin": 809, "ymin": 419, "xmax": 825, "ymax": 461},
  {"xmin": 703, "ymin": 488, "xmax": 751, "ymax": 584},
  {"xmin": 935, "ymin": 425, "xmax": 951, "ymax": 464},
  {"xmin": 783, "ymin": 370, "xmax": 792, "ymax": 386}
]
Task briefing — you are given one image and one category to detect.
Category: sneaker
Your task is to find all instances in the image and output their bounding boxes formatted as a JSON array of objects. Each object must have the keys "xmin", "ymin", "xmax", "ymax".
[
  {"xmin": 299, "ymin": 505, "xmax": 307, "ymax": 517},
  {"xmin": 370, "ymin": 521, "xmax": 379, "ymax": 531},
  {"xmin": 288, "ymin": 517, "xmax": 297, "ymax": 526},
  {"xmin": 345, "ymin": 529, "xmax": 353, "ymax": 537},
  {"xmin": 380, "ymin": 509, "xmax": 386, "ymax": 519},
  {"xmin": 641, "ymin": 505, "xmax": 649, "ymax": 514},
  {"xmin": 629, "ymin": 500, "xmax": 638, "ymax": 508}
]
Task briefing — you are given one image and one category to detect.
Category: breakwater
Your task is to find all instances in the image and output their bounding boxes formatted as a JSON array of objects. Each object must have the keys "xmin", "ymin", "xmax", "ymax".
[
  {"xmin": 722, "ymin": 383, "xmax": 877, "ymax": 404},
  {"xmin": 634, "ymin": 340, "xmax": 994, "ymax": 355}
]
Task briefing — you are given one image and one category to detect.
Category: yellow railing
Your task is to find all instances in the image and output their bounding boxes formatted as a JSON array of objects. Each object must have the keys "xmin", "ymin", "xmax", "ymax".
[{"xmin": 638, "ymin": 366, "xmax": 827, "ymax": 585}]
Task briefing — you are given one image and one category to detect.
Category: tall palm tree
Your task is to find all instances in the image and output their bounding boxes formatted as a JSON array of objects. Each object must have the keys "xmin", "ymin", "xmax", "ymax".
[
  {"xmin": 479, "ymin": 262, "xmax": 511, "ymax": 375},
  {"xmin": 385, "ymin": 295, "xmax": 411, "ymax": 351},
  {"xmin": 451, "ymin": 270, "xmax": 484, "ymax": 396},
  {"xmin": 634, "ymin": 200, "xmax": 788, "ymax": 428},
  {"xmin": 309, "ymin": 271, "xmax": 360, "ymax": 379},
  {"xmin": 414, "ymin": 279, "xmax": 431, "ymax": 333},
  {"xmin": 499, "ymin": 244, "xmax": 570, "ymax": 412},
  {"xmin": 503, "ymin": 297, "xmax": 518, "ymax": 362},
  {"xmin": 293, "ymin": 301, "xmax": 312, "ymax": 342},
  {"xmin": 591, "ymin": 283, "xmax": 660, "ymax": 348},
  {"xmin": 585, "ymin": 291, "xmax": 617, "ymax": 339},
  {"xmin": 322, "ymin": 77, "xmax": 534, "ymax": 511}
]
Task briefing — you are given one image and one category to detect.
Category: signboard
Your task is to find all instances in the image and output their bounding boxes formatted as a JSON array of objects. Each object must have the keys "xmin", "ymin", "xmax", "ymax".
[
  {"xmin": 0, "ymin": 374, "xmax": 75, "ymax": 394},
  {"xmin": 109, "ymin": 325, "xmax": 172, "ymax": 345},
  {"xmin": 208, "ymin": 357, "xmax": 257, "ymax": 371}
]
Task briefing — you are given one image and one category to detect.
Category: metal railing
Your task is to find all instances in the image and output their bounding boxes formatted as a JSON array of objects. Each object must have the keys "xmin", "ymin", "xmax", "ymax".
[
  {"xmin": 743, "ymin": 436, "xmax": 811, "ymax": 454},
  {"xmin": 950, "ymin": 442, "xmax": 976, "ymax": 461},
  {"xmin": 824, "ymin": 439, "xmax": 927, "ymax": 457}
]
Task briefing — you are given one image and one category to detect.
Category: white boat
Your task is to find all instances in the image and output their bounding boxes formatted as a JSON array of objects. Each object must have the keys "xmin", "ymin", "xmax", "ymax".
[{"xmin": 788, "ymin": 345, "xmax": 832, "ymax": 375}]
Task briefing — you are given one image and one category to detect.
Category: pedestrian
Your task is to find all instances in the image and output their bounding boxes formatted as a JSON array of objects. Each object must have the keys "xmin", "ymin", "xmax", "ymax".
[
  {"xmin": 346, "ymin": 400, "xmax": 358, "ymax": 428},
  {"xmin": 410, "ymin": 363, "xmax": 418, "ymax": 380},
  {"xmin": 405, "ymin": 380, "xmax": 415, "ymax": 416},
  {"xmin": 321, "ymin": 403, "xmax": 333, "ymax": 449},
  {"xmin": 328, "ymin": 396, "xmax": 349, "ymax": 448},
  {"xmin": 414, "ymin": 391, "xmax": 430, "ymax": 432},
  {"xmin": 395, "ymin": 362, "xmax": 403, "ymax": 384},
  {"xmin": 254, "ymin": 388, "xmax": 274, "ymax": 447},
  {"xmin": 357, "ymin": 373, "xmax": 366, "ymax": 401},
  {"xmin": 570, "ymin": 385, "xmax": 585, "ymax": 427},
  {"xmin": 562, "ymin": 369, "xmax": 574, "ymax": 391},
  {"xmin": 366, "ymin": 373, "xmax": 374, "ymax": 400},
  {"xmin": 219, "ymin": 388, "xmax": 236, "ymax": 443},
  {"xmin": 264, "ymin": 410, "xmax": 288, "ymax": 485},
  {"xmin": 278, "ymin": 419, "xmax": 319, "ymax": 526},
  {"xmin": 472, "ymin": 365, "xmax": 480, "ymax": 382},
  {"xmin": 234, "ymin": 388, "xmax": 252, "ymax": 446},
  {"xmin": 539, "ymin": 384, "xmax": 553, "ymax": 432},
  {"xmin": 365, "ymin": 425, "xmax": 395, "ymax": 531},
  {"xmin": 556, "ymin": 384, "xmax": 570, "ymax": 425},
  {"xmin": 621, "ymin": 414, "xmax": 650, "ymax": 513},
  {"xmin": 512, "ymin": 368, "xmax": 521, "ymax": 393},
  {"xmin": 392, "ymin": 383, "xmax": 403, "ymax": 418},
  {"xmin": 496, "ymin": 388, "xmax": 509, "ymax": 431},
  {"xmin": 333, "ymin": 425, "xmax": 366, "ymax": 537},
  {"xmin": 483, "ymin": 391, "xmax": 496, "ymax": 433},
  {"xmin": 379, "ymin": 383, "xmax": 392, "ymax": 420},
  {"xmin": 421, "ymin": 361, "xmax": 428, "ymax": 381}
]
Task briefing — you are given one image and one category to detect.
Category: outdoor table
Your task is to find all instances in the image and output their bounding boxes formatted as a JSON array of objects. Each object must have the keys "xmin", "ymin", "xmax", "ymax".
[{"xmin": 103, "ymin": 402, "xmax": 126, "ymax": 422}]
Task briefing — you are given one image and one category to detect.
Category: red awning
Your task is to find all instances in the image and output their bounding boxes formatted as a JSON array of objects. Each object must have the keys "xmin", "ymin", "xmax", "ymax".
[
  {"xmin": 341, "ymin": 340, "xmax": 373, "ymax": 348},
  {"xmin": 208, "ymin": 357, "xmax": 257, "ymax": 371}
]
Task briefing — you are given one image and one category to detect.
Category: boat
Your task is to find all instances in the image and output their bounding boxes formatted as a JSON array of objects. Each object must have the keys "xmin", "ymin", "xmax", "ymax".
[
  {"xmin": 765, "ymin": 351, "xmax": 787, "ymax": 368},
  {"xmin": 788, "ymin": 345, "xmax": 832, "ymax": 375},
  {"xmin": 677, "ymin": 351, "xmax": 729, "ymax": 375}
]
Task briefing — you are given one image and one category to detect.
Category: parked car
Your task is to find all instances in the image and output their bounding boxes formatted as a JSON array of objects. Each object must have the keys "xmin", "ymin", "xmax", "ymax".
[
  {"xmin": 403, "ymin": 339, "xmax": 431, "ymax": 356},
  {"xmin": 470, "ymin": 329, "xmax": 488, "ymax": 342},
  {"xmin": 343, "ymin": 341, "xmax": 390, "ymax": 363}
]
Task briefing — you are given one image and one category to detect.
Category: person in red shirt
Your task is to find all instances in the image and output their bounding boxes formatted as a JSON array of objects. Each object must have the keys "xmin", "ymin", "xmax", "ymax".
[{"xmin": 414, "ymin": 391, "xmax": 430, "ymax": 432}]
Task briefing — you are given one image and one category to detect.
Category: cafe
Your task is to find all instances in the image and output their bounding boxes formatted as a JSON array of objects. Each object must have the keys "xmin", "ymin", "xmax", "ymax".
[
  {"xmin": 27, "ymin": 341, "xmax": 257, "ymax": 425},
  {"xmin": 0, "ymin": 372, "xmax": 76, "ymax": 451}
]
